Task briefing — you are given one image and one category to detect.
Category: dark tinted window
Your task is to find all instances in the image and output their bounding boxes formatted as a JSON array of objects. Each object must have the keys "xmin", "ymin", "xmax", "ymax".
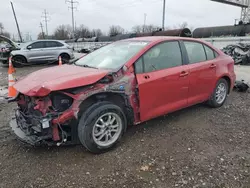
[
  {"xmin": 30, "ymin": 42, "xmax": 44, "ymax": 49},
  {"xmin": 45, "ymin": 41, "xmax": 64, "ymax": 48},
  {"xmin": 184, "ymin": 41, "xmax": 206, "ymax": 64},
  {"xmin": 204, "ymin": 45, "xmax": 215, "ymax": 60},
  {"xmin": 142, "ymin": 41, "xmax": 182, "ymax": 73}
]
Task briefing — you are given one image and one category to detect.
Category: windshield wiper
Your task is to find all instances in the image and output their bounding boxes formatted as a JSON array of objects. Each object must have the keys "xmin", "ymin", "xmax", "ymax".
[{"xmin": 81, "ymin": 64, "xmax": 98, "ymax": 69}]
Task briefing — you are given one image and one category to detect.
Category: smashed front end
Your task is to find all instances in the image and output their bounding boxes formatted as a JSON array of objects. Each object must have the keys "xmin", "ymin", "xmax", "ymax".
[
  {"xmin": 0, "ymin": 35, "xmax": 20, "ymax": 64},
  {"xmin": 10, "ymin": 92, "xmax": 78, "ymax": 146}
]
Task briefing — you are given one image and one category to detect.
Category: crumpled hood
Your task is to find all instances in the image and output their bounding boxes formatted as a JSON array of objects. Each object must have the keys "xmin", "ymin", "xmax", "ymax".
[{"xmin": 14, "ymin": 64, "xmax": 109, "ymax": 96}]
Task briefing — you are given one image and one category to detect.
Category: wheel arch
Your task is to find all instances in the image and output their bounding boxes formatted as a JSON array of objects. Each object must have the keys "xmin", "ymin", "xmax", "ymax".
[
  {"xmin": 77, "ymin": 92, "xmax": 134, "ymax": 128},
  {"xmin": 12, "ymin": 54, "xmax": 28, "ymax": 62},
  {"xmin": 220, "ymin": 75, "xmax": 231, "ymax": 94},
  {"xmin": 59, "ymin": 52, "xmax": 70, "ymax": 59}
]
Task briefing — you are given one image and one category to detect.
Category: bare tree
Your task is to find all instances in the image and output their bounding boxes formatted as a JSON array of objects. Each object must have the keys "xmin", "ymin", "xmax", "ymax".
[
  {"xmin": 0, "ymin": 22, "xmax": 4, "ymax": 33},
  {"xmin": 53, "ymin": 25, "xmax": 72, "ymax": 40},
  {"xmin": 132, "ymin": 24, "xmax": 160, "ymax": 33},
  {"xmin": 132, "ymin": 25, "xmax": 143, "ymax": 33},
  {"xmin": 0, "ymin": 32, "xmax": 10, "ymax": 38},
  {"xmin": 179, "ymin": 22, "xmax": 188, "ymax": 29},
  {"xmin": 75, "ymin": 24, "xmax": 91, "ymax": 38},
  {"xmin": 0, "ymin": 22, "xmax": 10, "ymax": 38},
  {"xmin": 37, "ymin": 32, "xmax": 45, "ymax": 39},
  {"xmin": 108, "ymin": 25, "xmax": 125, "ymax": 37},
  {"xmin": 91, "ymin": 29, "xmax": 103, "ymax": 37}
]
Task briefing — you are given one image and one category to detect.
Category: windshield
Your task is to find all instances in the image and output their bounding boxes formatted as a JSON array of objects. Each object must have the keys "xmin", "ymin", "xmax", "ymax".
[{"xmin": 75, "ymin": 41, "xmax": 149, "ymax": 70}]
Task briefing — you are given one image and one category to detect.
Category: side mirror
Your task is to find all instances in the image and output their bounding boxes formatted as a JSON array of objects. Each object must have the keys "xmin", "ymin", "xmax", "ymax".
[{"xmin": 27, "ymin": 46, "xmax": 32, "ymax": 50}]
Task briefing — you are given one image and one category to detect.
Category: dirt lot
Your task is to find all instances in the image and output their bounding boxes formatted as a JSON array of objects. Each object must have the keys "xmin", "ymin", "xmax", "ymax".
[{"xmin": 0, "ymin": 65, "xmax": 250, "ymax": 188}]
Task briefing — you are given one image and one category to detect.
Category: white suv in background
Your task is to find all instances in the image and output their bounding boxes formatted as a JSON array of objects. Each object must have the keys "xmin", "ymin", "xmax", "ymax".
[{"xmin": 11, "ymin": 40, "xmax": 74, "ymax": 67}]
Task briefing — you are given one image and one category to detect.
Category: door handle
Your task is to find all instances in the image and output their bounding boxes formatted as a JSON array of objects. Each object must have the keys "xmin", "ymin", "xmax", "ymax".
[
  {"xmin": 179, "ymin": 71, "xmax": 189, "ymax": 77},
  {"xmin": 144, "ymin": 75, "xmax": 150, "ymax": 79},
  {"xmin": 210, "ymin": 64, "xmax": 217, "ymax": 68}
]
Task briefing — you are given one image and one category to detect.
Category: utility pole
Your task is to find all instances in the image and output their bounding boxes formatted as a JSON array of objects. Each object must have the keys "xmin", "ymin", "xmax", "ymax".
[
  {"xmin": 39, "ymin": 22, "xmax": 45, "ymax": 39},
  {"xmin": 143, "ymin": 13, "xmax": 147, "ymax": 32},
  {"xmin": 10, "ymin": 2, "xmax": 23, "ymax": 42},
  {"xmin": 162, "ymin": 0, "xmax": 166, "ymax": 30},
  {"xmin": 66, "ymin": 0, "xmax": 79, "ymax": 38},
  {"xmin": 42, "ymin": 9, "xmax": 49, "ymax": 38}
]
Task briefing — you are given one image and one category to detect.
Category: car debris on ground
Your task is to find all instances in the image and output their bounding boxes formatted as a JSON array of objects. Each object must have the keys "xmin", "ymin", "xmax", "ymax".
[
  {"xmin": 234, "ymin": 80, "xmax": 249, "ymax": 92},
  {"xmin": 222, "ymin": 43, "xmax": 250, "ymax": 65}
]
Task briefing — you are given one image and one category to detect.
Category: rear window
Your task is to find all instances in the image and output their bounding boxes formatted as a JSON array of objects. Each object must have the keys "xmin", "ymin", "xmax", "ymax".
[
  {"xmin": 184, "ymin": 41, "xmax": 206, "ymax": 64},
  {"xmin": 45, "ymin": 41, "xmax": 64, "ymax": 48},
  {"xmin": 204, "ymin": 45, "xmax": 217, "ymax": 60}
]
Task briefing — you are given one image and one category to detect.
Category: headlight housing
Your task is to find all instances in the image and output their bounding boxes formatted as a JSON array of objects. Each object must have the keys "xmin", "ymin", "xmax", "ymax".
[{"xmin": 50, "ymin": 92, "xmax": 73, "ymax": 112}]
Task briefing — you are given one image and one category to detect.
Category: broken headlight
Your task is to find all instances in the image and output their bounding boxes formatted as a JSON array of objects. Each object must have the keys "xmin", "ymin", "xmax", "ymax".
[{"xmin": 50, "ymin": 93, "xmax": 73, "ymax": 112}]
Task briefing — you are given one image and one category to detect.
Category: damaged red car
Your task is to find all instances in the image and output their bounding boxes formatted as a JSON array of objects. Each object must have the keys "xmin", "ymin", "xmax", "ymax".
[{"xmin": 10, "ymin": 37, "xmax": 236, "ymax": 153}]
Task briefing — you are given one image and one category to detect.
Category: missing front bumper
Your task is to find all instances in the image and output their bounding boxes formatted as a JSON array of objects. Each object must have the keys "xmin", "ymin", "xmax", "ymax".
[{"xmin": 10, "ymin": 117, "xmax": 44, "ymax": 146}]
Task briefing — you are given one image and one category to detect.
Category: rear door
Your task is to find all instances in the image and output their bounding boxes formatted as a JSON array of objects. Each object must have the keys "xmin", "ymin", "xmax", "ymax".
[
  {"xmin": 26, "ymin": 41, "xmax": 46, "ymax": 62},
  {"xmin": 135, "ymin": 41, "xmax": 189, "ymax": 122},
  {"xmin": 43, "ymin": 41, "xmax": 63, "ymax": 61},
  {"xmin": 182, "ymin": 41, "xmax": 218, "ymax": 105}
]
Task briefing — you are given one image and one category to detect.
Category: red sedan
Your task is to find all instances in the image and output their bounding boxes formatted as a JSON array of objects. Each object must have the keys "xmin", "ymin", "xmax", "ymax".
[{"xmin": 11, "ymin": 37, "xmax": 236, "ymax": 153}]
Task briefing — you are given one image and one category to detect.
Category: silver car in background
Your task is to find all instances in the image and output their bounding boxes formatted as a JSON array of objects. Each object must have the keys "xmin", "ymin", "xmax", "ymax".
[{"xmin": 11, "ymin": 40, "xmax": 74, "ymax": 67}]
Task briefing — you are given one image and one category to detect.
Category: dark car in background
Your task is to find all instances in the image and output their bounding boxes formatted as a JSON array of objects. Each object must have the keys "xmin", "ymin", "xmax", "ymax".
[{"xmin": 0, "ymin": 35, "xmax": 20, "ymax": 64}]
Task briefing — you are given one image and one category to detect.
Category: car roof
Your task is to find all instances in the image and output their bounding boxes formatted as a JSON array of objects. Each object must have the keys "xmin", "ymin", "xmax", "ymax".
[
  {"xmin": 121, "ymin": 36, "xmax": 204, "ymax": 43},
  {"xmin": 32, "ymin": 39, "xmax": 64, "ymax": 42},
  {"xmin": 23, "ymin": 40, "xmax": 65, "ymax": 46}
]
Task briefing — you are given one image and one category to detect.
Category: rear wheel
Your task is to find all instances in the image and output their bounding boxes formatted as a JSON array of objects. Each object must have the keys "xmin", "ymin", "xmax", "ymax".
[
  {"xmin": 60, "ymin": 53, "xmax": 70, "ymax": 64},
  {"xmin": 78, "ymin": 101, "xmax": 126, "ymax": 154},
  {"xmin": 12, "ymin": 56, "xmax": 27, "ymax": 67},
  {"xmin": 207, "ymin": 78, "xmax": 229, "ymax": 108}
]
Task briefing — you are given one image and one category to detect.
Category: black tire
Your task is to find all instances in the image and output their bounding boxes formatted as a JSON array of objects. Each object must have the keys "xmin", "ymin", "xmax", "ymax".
[
  {"xmin": 78, "ymin": 101, "xmax": 127, "ymax": 154},
  {"xmin": 207, "ymin": 78, "xmax": 229, "ymax": 108},
  {"xmin": 60, "ymin": 53, "xmax": 70, "ymax": 64},
  {"xmin": 12, "ymin": 56, "xmax": 27, "ymax": 67}
]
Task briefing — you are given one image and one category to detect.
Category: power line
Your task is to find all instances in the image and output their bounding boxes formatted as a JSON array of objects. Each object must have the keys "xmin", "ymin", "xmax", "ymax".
[
  {"xmin": 42, "ymin": 9, "xmax": 50, "ymax": 37},
  {"xmin": 66, "ymin": 0, "xmax": 79, "ymax": 37},
  {"xmin": 39, "ymin": 22, "xmax": 45, "ymax": 39}
]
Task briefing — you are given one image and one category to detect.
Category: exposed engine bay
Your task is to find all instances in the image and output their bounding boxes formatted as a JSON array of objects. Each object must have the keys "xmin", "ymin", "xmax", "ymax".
[
  {"xmin": 11, "ymin": 92, "xmax": 78, "ymax": 146},
  {"xmin": 10, "ymin": 69, "xmax": 138, "ymax": 147}
]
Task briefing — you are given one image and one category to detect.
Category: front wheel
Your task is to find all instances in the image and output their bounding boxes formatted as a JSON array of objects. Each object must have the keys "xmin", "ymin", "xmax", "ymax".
[
  {"xmin": 207, "ymin": 78, "xmax": 229, "ymax": 108},
  {"xmin": 78, "ymin": 102, "xmax": 126, "ymax": 154},
  {"xmin": 12, "ymin": 56, "xmax": 27, "ymax": 67}
]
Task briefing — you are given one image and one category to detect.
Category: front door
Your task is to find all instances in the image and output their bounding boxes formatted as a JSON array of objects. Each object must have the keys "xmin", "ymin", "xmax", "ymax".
[
  {"xmin": 26, "ymin": 41, "xmax": 46, "ymax": 62},
  {"xmin": 135, "ymin": 41, "xmax": 189, "ymax": 122}
]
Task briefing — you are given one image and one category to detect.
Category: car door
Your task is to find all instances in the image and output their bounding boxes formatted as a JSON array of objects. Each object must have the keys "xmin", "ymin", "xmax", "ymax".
[
  {"xmin": 43, "ymin": 41, "xmax": 62, "ymax": 61},
  {"xmin": 182, "ymin": 41, "xmax": 217, "ymax": 105},
  {"xmin": 135, "ymin": 41, "xmax": 189, "ymax": 122},
  {"xmin": 26, "ymin": 41, "xmax": 46, "ymax": 62}
]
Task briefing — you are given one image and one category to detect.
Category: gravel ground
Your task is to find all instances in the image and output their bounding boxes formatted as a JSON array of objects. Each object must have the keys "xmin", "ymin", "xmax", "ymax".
[{"xmin": 0, "ymin": 65, "xmax": 250, "ymax": 188}]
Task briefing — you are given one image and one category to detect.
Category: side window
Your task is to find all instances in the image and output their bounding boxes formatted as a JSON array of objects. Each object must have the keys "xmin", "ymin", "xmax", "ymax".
[
  {"xmin": 142, "ymin": 41, "xmax": 183, "ymax": 73},
  {"xmin": 204, "ymin": 45, "xmax": 216, "ymax": 60},
  {"xmin": 56, "ymin": 41, "xmax": 64, "ymax": 47},
  {"xmin": 30, "ymin": 42, "xmax": 44, "ymax": 49},
  {"xmin": 135, "ymin": 58, "xmax": 143, "ymax": 74},
  {"xmin": 45, "ymin": 41, "xmax": 59, "ymax": 48},
  {"xmin": 184, "ymin": 41, "xmax": 206, "ymax": 64}
]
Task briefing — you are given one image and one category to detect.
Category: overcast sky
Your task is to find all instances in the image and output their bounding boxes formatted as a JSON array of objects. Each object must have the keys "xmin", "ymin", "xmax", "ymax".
[{"xmin": 0, "ymin": 0, "xmax": 241, "ymax": 40}]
